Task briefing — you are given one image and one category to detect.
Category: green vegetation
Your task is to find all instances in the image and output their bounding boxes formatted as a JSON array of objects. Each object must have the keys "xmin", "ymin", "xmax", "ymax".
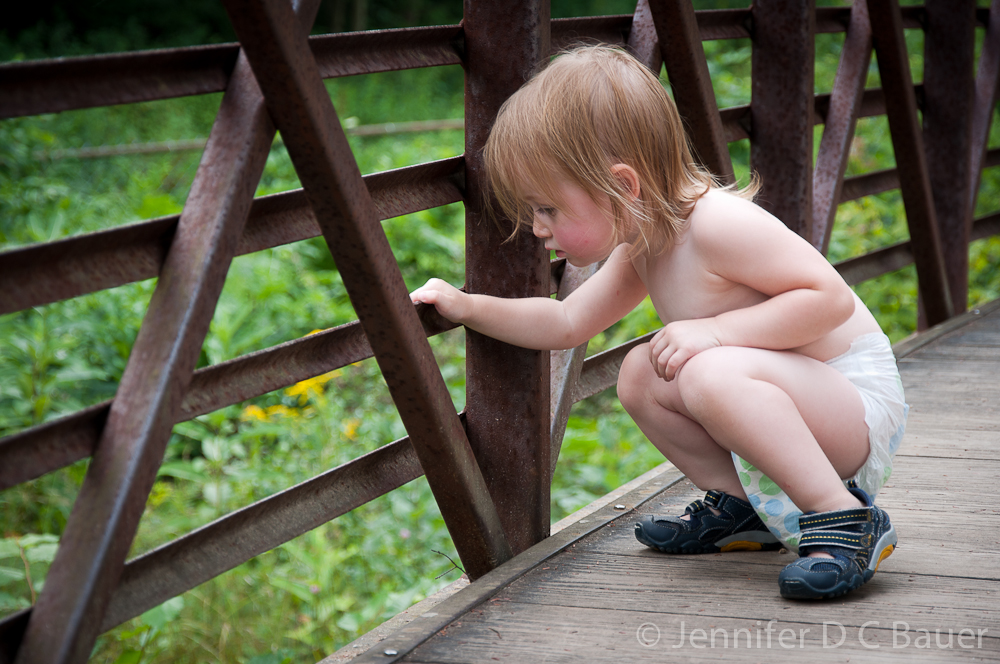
[{"xmin": 2, "ymin": 4, "xmax": 999, "ymax": 663}]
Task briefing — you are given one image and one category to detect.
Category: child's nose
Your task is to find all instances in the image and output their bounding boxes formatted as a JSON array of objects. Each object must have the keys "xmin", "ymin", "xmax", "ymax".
[{"xmin": 532, "ymin": 219, "xmax": 550, "ymax": 238}]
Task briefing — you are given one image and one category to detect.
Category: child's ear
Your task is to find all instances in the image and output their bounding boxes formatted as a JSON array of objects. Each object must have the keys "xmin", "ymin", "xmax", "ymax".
[{"xmin": 610, "ymin": 163, "xmax": 641, "ymax": 199}]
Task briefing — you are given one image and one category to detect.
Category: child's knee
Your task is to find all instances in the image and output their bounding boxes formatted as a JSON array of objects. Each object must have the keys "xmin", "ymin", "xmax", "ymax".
[
  {"xmin": 676, "ymin": 347, "xmax": 740, "ymax": 410},
  {"xmin": 617, "ymin": 344, "xmax": 655, "ymax": 414}
]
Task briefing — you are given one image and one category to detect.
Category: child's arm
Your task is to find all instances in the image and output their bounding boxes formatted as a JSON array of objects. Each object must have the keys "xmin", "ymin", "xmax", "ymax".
[
  {"xmin": 411, "ymin": 245, "xmax": 648, "ymax": 350},
  {"xmin": 650, "ymin": 194, "xmax": 856, "ymax": 380}
]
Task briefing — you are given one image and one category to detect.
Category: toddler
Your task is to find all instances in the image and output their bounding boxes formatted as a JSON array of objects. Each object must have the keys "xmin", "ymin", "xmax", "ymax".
[{"xmin": 411, "ymin": 45, "xmax": 906, "ymax": 599}]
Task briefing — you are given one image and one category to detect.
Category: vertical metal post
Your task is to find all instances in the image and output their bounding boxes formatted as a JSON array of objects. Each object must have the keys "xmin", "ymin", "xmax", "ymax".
[
  {"xmin": 548, "ymin": 262, "xmax": 599, "ymax": 481},
  {"xmin": 641, "ymin": 0, "xmax": 735, "ymax": 185},
  {"xmin": 923, "ymin": 0, "xmax": 976, "ymax": 315},
  {"xmin": 868, "ymin": 0, "xmax": 954, "ymax": 326},
  {"xmin": 969, "ymin": 0, "xmax": 1000, "ymax": 217},
  {"xmin": 464, "ymin": 0, "xmax": 552, "ymax": 554},
  {"xmin": 751, "ymin": 0, "xmax": 816, "ymax": 240},
  {"xmin": 812, "ymin": 0, "xmax": 873, "ymax": 255}
]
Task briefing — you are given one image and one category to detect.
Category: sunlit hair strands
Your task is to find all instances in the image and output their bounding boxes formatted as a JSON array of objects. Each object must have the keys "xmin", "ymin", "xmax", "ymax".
[{"xmin": 483, "ymin": 44, "xmax": 753, "ymax": 256}]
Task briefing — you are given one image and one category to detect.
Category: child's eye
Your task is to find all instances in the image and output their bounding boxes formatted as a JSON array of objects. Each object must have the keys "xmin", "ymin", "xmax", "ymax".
[{"xmin": 535, "ymin": 207, "xmax": 556, "ymax": 218}]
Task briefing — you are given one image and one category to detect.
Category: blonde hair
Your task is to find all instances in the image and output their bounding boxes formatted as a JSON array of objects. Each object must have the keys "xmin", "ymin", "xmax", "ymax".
[{"xmin": 483, "ymin": 44, "xmax": 749, "ymax": 255}]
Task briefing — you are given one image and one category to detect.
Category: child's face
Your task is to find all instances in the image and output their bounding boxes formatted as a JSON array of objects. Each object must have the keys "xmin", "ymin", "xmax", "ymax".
[{"xmin": 523, "ymin": 177, "xmax": 618, "ymax": 267}]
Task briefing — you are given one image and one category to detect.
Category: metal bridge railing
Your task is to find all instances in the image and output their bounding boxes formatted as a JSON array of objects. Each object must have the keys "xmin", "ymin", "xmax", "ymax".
[{"xmin": 0, "ymin": 1, "xmax": 998, "ymax": 661}]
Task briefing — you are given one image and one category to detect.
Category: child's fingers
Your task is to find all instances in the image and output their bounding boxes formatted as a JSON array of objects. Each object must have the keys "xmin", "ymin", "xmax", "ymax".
[{"xmin": 664, "ymin": 347, "xmax": 691, "ymax": 381}]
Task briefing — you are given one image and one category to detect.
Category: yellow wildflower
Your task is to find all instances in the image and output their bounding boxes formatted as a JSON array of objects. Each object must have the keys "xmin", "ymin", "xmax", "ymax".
[
  {"xmin": 343, "ymin": 418, "xmax": 361, "ymax": 440},
  {"xmin": 266, "ymin": 404, "xmax": 294, "ymax": 419},
  {"xmin": 285, "ymin": 371, "xmax": 340, "ymax": 405},
  {"xmin": 241, "ymin": 404, "xmax": 268, "ymax": 422}
]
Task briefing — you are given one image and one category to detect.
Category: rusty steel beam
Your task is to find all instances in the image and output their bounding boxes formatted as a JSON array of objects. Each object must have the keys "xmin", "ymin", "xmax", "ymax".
[
  {"xmin": 835, "ymin": 241, "xmax": 914, "ymax": 286},
  {"xmin": 812, "ymin": 0, "xmax": 873, "ymax": 255},
  {"xmin": 628, "ymin": 1, "xmax": 662, "ymax": 73},
  {"xmin": 0, "ymin": 433, "xmax": 424, "ymax": 652},
  {"xmin": 751, "ymin": 0, "xmax": 816, "ymax": 241},
  {"xmin": 0, "ymin": 157, "xmax": 463, "ymax": 315},
  {"xmin": 722, "ymin": 85, "xmax": 923, "ymax": 144},
  {"xmin": 221, "ymin": 0, "xmax": 512, "ymax": 578},
  {"xmin": 923, "ymin": 0, "xmax": 976, "ymax": 314},
  {"xmin": 463, "ymin": 0, "xmax": 552, "ymax": 557},
  {"xmin": 548, "ymin": 262, "xmax": 599, "ymax": 480},
  {"xmin": 0, "ymin": 25, "xmax": 464, "ymax": 120},
  {"xmin": 573, "ymin": 332, "xmax": 658, "ymax": 404},
  {"xmin": 3, "ymin": 6, "xmax": 935, "ymax": 121},
  {"xmin": 0, "ymin": 303, "xmax": 459, "ymax": 492},
  {"xmin": 840, "ymin": 167, "xmax": 900, "ymax": 203},
  {"xmin": 645, "ymin": 0, "xmax": 735, "ymax": 184},
  {"xmin": 10, "ymin": 4, "xmax": 321, "ymax": 653},
  {"xmin": 833, "ymin": 211, "xmax": 1000, "ymax": 286},
  {"xmin": 551, "ymin": 15, "xmax": 631, "ymax": 50},
  {"xmin": 868, "ymin": 0, "xmax": 953, "ymax": 326},
  {"xmin": 969, "ymin": 0, "xmax": 1000, "ymax": 218}
]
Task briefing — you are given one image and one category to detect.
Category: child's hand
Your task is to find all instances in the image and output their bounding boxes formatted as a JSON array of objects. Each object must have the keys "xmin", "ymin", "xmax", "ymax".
[
  {"xmin": 648, "ymin": 318, "xmax": 722, "ymax": 381},
  {"xmin": 410, "ymin": 278, "xmax": 472, "ymax": 323}
]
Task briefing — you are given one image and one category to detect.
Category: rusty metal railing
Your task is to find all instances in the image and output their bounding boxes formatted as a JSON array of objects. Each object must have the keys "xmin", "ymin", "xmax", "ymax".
[{"xmin": 1, "ymin": 1, "xmax": 998, "ymax": 661}]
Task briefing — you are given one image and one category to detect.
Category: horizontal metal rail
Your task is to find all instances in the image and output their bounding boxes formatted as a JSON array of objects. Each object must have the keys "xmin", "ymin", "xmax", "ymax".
[
  {"xmin": 3, "ymin": 6, "xmax": 980, "ymax": 120},
  {"xmin": 0, "ymin": 157, "xmax": 464, "ymax": 314},
  {"xmin": 0, "ymin": 257, "xmax": 572, "ymax": 490},
  {"xmin": 0, "ymin": 302, "xmax": 457, "ymax": 490},
  {"xmin": 719, "ymin": 85, "xmax": 923, "ymax": 143},
  {"xmin": 0, "ymin": 84, "xmax": 957, "ymax": 317},
  {"xmin": 34, "ymin": 119, "xmax": 466, "ymax": 160}
]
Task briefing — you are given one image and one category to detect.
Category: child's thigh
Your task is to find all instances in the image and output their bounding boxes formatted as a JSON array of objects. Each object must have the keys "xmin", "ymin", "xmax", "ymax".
[{"xmin": 679, "ymin": 346, "xmax": 869, "ymax": 475}]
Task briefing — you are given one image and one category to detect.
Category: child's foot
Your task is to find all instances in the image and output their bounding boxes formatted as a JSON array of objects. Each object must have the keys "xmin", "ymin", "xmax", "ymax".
[
  {"xmin": 634, "ymin": 490, "xmax": 781, "ymax": 554},
  {"xmin": 778, "ymin": 486, "xmax": 896, "ymax": 599}
]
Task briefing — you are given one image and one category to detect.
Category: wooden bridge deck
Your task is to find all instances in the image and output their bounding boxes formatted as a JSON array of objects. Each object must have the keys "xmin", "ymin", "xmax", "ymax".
[{"xmin": 341, "ymin": 300, "xmax": 1000, "ymax": 663}]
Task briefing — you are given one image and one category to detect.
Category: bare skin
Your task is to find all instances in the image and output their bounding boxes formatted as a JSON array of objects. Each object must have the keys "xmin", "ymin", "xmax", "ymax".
[{"xmin": 411, "ymin": 165, "xmax": 882, "ymax": 557}]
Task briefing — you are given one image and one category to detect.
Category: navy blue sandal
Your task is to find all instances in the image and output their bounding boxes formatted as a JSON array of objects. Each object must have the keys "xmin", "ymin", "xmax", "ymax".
[
  {"xmin": 634, "ymin": 489, "xmax": 781, "ymax": 554},
  {"xmin": 778, "ymin": 486, "xmax": 896, "ymax": 599}
]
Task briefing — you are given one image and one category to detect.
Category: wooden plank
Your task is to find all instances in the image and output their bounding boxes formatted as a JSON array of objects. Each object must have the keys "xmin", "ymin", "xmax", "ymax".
[
  {"xmin": 906, "ymin": 346, "xmax": 1000, "ymax": 361},
  {"xmin": 403, "ymin": 576, "xmax": 999, "ymax": 663},
  {"xmin": 893, "ymin": 298, "xmax": 1000, "ymax": 358},
  {"xmin": 490, "ymin": 550, "xmax": 999, "ymax": 619},
  {"xmin": 349, "ymin": 470, "xmax": 686, "ymax": 663},
  {"xmin": 897, "ymin": 428, "xmax": 1000, "ymax": 460}
]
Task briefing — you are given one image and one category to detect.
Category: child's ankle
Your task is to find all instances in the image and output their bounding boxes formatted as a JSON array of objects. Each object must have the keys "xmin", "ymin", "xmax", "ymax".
[{"xmin": 809, "ymin": 492, "xmax": 864, "ymax": 515}]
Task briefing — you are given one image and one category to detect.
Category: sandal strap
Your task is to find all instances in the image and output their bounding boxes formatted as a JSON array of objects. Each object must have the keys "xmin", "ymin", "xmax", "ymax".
[
  {"xmin": 704, "ymin": 490, "xmax": 724, "ymax": 509},
  {"xmin": 799, "ymin": 508, "xmax": 871, "ymax": 531},
  {"xmin": 683, "ymin": 499, "xmax": 707, "ymax": 515},
  {"xmin": 799, "ymin": 529, "xmax": 872, "ymax": 550}
]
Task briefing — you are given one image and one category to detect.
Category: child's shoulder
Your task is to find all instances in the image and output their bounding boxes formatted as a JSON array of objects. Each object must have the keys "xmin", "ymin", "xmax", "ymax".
[
  {"xmin": 690, "ymin": 187, "xmax": 770, "ymax": 220},
  {"xmin": 687, "ymin": 188, "xmax": 777, "ymax": 237},
  {"xmin": 682, "ymin": 187, "xmax": 801, "ymax": 262}
]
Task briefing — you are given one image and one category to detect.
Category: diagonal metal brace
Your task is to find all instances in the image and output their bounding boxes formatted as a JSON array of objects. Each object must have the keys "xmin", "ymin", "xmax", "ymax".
[{"xmin": 220, "ymin": 0, "xmax": 513, "ymax": 579}]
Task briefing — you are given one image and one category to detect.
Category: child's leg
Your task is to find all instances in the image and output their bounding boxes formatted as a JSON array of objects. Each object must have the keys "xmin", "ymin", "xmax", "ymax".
[{"xmin": 618, "ymin": 344, "xmax": 870, "ymax": 517}]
